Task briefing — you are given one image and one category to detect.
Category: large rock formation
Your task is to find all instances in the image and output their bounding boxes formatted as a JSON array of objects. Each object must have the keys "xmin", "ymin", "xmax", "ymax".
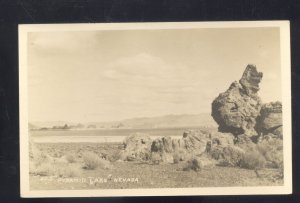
[
  {"xmin": 121, "ymin": 133, "xmax": 152, "ymax": 161},
  {"xmin": 120, "ymin": 64, "xmax": 283, "ymax": 168},
  {"xmin": 256, "ymin": 101, "xmax": 283, "ymax": 138},
  {"xmin": 211, "ymin": 64, "xmax": 263, "ymax": 136}
]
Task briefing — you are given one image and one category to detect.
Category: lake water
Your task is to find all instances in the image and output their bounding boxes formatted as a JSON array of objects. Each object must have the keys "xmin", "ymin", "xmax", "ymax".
[{"xmin": 30, "ymin": 127, "xmax": 214, "ymax": 143}]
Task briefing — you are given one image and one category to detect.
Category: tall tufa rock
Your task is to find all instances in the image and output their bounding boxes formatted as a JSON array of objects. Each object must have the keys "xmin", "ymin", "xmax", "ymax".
[
  {"xmin": 239, "ymin": 65, "xmax": 263, "ymax": 96},
  {"xmin": 211, "ymin": 64, "xmax": 263, "ymax": 136}
]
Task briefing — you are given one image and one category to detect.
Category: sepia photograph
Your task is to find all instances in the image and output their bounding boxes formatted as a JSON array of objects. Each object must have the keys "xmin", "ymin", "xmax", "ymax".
[{"xmin": 19, "ymin": 21, "xmax": 292, "ymax": 197}]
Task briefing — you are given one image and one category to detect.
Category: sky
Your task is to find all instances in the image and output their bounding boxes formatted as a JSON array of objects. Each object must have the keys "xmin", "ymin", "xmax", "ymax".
[{"xmin": 28, "ymin": 27, "xmax": 282, "ymax": 122}]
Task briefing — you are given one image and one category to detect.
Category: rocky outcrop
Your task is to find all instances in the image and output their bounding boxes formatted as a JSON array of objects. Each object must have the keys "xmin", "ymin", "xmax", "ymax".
[
  {"xmin": 179, "ymin": 130, "xmax": 211, "ymax": 154},
  {"xmin": 210, "ymin": 132, "xmax": 235, "ymax": 148},
  {"xmin": 121, "ymin": 133, "xmax": 152, "ymax": 161},
  {"xmin": 121, "ymin": 130, "xmax": 220, "ymax": 163},
  {"xmin": 150, "ymin": 130, "xmax": 211, "ymax": 163},
  {"xmin": 256, "ymin": 101, "xmax": 282, "ymax": 138},
  {"xmin": 211, "ymin": 64, "xmax": 263, "ymax": 136}
]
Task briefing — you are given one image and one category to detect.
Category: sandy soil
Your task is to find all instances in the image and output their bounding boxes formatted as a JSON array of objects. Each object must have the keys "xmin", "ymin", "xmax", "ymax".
[{"xmin": 29, "ymin": 142, "xmax": 283, "ymax": 190}]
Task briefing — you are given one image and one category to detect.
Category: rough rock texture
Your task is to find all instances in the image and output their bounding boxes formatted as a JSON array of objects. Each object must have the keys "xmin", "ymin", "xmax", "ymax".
[
  {"xmin": 239, "ymin": 65, "xmax": 263, "ymax": 96},
  {"xmin": 210, "ymin": 132, "xmax": 235, "ymax": 148},
  {"xmin": 121, "ymin": 130, "xmax": 214, "ymax": 163},
  {"xmin": 211, "ymin": 64, "xmax": 263, "ymax": 136},
  {"xmin": 180, "ymin": 130, "xmax": 211, "ymax": 154},
  {"xmin": 121, "ymin": 133, "xmax": 152, "ymax": 161},
  {"xmin": 150, "ymin": 130, "xmax": 212, "ymax": 163},
  {"xmin": 151, "ymin": 136, "xmax": 174, "ymax": 153},
  {"xmin": 151, "ymin": 136, "xmax": 175, "ymax": 163},
  {"xmin": 256, "ymin": 101, "xmax": 282, "ymax": 138}
]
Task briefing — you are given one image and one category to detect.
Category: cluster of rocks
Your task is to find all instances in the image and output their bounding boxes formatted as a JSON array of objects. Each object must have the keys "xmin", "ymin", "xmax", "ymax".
[
  {"xmin": 211, "ymin": 64, "xmax": 282, "ymax": 139},
  {"xmin": 120, "ymin": 130, "xmax": 236, "ymax": 165},
  {"xmin": 120, "ymin": 64, "xmax": 283, "ymax": 169}
]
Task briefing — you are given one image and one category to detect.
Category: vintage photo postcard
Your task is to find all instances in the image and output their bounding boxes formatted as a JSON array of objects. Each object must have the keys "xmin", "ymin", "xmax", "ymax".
[{"xmin": 19, "ymin": 21, "xmax": 292, "ymax": 197}]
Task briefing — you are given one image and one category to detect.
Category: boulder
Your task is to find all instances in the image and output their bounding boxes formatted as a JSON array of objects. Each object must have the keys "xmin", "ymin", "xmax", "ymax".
[
  {"xmin": 181, "ymin": 130, "xmax": 211, "ymax": 154},
  {"xmin": 121, "ymin": 133, "xmax": 152, "ymax": 161},
  {"xmin": 151, "ymin": 136, "xmax": 174, "ymax": 163},
  {"xmin": 211, "ymin": 64, "xmax": 263, "ymax": 136},
  {"xmin": 151, "ymin": 136, "xmax": 174, "ymax": 153},
  {"xmin": 210, "ymin": 132, "xmax": 235, "ymax": 148},
  {"xmin": 150, "ymin": 130, "xmax": 211, "ymax": 163},
  {"xmin": 256, "ymin": 101, "xmax": 282, "ymax": 138}
]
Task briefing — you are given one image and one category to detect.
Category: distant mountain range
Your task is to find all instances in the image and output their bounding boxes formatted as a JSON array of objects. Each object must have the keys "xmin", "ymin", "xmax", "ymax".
[{"xmin": 29, "ymin": 113, "xmax": 217, "ymax": 130}]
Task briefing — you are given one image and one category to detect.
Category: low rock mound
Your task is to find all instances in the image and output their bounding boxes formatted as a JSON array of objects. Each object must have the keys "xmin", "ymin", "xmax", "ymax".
[
  {"xmin": 121, "ymin": 133, "xmax": 152, "ymax": 161},
  {"xmin": 121, "ymin": 130, "xmax": 217, "ymax": 163}
]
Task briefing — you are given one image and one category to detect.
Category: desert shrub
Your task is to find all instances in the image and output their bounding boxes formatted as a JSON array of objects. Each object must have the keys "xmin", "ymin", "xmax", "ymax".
[
  {"xmin": 256, "ymin": 138, "xmax": 283, "ymax": 168},
  {"xmin": 210, "ymin": 146, "xmax": 244, "ymax": 167},
  {"xmin": 264, "ymin": 150, "xmax": 283, "ymax": 168},
  {"xmin": 65, "ymin": 154, "xmax": 76, "ymax": 163},
  {"xmin": 31, "ymin": 162, "xmax": 80, "ymax": 177},
  {"xmin": 107, "ymin": 150, "xmax": 122, "ymax": 162},
  {"xmin": 210, "ymin": 147, "xmax": 223, "ymax": 160},
  {"xmin": 220, "ymin": 146, "xmax": 245, "ymax": 167},
  {"xmin": 53, "ymin": 150, "xmax": 63, "ymax": 158},
  {"xmin": 30, "ymin": 146, "xmax": 50, "ymax": 167},
  {"xmin": 240, "ymin": 150, "xmax": 266, "ymax": 170},
  {"xmin": 57, "ymin": 165, "xmax": 80, "ymax": 178},
  {"xmin": 82, "ymin": 152, "xmax": 111, "ymax": 170},
  {"xmin": 183, "ymin": 157, "xmax": 203, "ymax": 171},
  {"xmin": 31, "ymin": 162, "xmax": 54, "ymax": 176}
]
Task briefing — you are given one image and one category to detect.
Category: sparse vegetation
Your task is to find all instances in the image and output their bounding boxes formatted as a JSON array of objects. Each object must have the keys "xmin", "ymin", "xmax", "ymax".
[
  {"xmin": 240, "ymin": 150, "xmax": 266, "ymax": 170},
  {"xmin": 82, "ymin": 152, "xmax": 112, "ymax": 170},
  {"xmin": 215, "ymin": 146, "xmax": 245, "ymax": 167},
  {"xmin": 31, "ymin": 162, "xmax": 80, "ymax": 178},
  {"xmin": 183, "ymin": 157, "xmax": 203, "ymax": 171},
  {"xmin": 29, "ymin": 141, "xmax": 283, "ymax": 190},
  {"xmin": 107, "ymin": 150, "xmax": 122, "ymax": 162},
  {"xmin": 65, "ymin": 154, "xmax": 76, "ymax": 163},
  {"xmin": 58, "ymin": 165, "xmax": 81, "ymax": 178},
  {"xmin": 256, "ymin": 138, "xmax": 283, "ymax": 169}
]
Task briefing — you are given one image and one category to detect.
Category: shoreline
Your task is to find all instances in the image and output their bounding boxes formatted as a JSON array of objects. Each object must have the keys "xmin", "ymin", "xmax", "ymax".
[{"xmin": 30, "ymin": 135, "xmax": 183, "ymax": 143}]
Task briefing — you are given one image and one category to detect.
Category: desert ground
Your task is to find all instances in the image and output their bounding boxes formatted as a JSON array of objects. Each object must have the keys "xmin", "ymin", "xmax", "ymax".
[{"xmin": 29, "ymin": 141, "xmax": 283, "ymax": 190}]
